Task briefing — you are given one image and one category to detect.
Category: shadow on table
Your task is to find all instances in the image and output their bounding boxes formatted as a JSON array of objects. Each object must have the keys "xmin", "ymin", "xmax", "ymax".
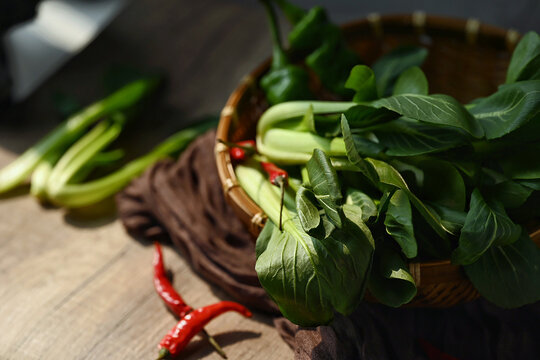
[
  {"xmin": 181, "ymin": 330, "xmax": 262, "ymax": 359},
  {"xmin": 0, "ymin": 184, "xmax": 30, "ymax": 200},
  {"xmin": 63, "ymin": 197, "xmax": 118, "ymax": 228}
]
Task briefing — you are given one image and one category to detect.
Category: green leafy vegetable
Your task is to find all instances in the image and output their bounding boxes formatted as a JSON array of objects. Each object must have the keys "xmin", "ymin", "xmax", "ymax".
[
  {"xmin": 255, "ymin": 217, "xmax": 374, "ymax": 326},
  {"xmin": 345, "ymin": 65, "xmax": 378, "ymax": 102},
  {"xmin": 392, "ymin": 66, "xmax": 429, "ymax": 96},
  {"xmin": 345, "ymin": 188, "xmax": 377, "ymax": 222},
  {"xmin": 428, "ymin": 203, "xmax": 466, "ymax": 235},
  {"xmin": 341, "ymin": 115, "xmax": 379, "ymax": 182},
  {"xmin": 417, "ymin": 159, "xmax": 466, "ymax": 211},
  {"xmin": 296, "ymin": 185, "xmax": 321, "ymax": 231},
  {"xmin": 499, "ymin": 142, "xmax": 540, "ymax": 180},
  {"xmin": 384, "ymin": 189, "xmax": 417, "ymax": 258},
  {"xmin": 343, "ymin": 104, "xmax": 398, "ymax": 129},
  {"xmin": 372, "ymin": 46, "xmax": 428, "ymax": 97},
  {"xmin": 368, "ymin": 239, "xmax": 417, "ymax": 307},
  {"xmin": 506, "ymin": 31, "xmax": 540, "ymax": 83},
  {"xmin": 371, "ymin": 94, "xmax": 483, "ymax": 137},
  {"xmin": 464, "ymin": 229, "xmax": 540, "ymax": 308},
  {"xmin": 373, "ymin": 117, "xmax": 469, "ymax": 156},
  {"xmin": 306, "ymin": 149, "xmax": 343, "ymax": 227},
  {"xmin": 366, "ymin": 158, "xmax": 451, "ymax": 238},
  {"xmin": 518, "ymin": 179, "xmax": 540, "ymax": 190},
  {"xmin": 237, "ymin": 163, "xmax": 374, "ymax": 326},
  {"xmin": 452, "ymin": 189, "xmax": 521, "ymax": 265},
  {"xmin": 483, "ymin": 178, "xmax": 533, "ymax": 209},
  {"xmin": 240, "ymin": 20, "xmax": 540, "ymax": 327},
  {"xmin": 470, "ymin": 80, "xmax": 540, "ymax": 139}
]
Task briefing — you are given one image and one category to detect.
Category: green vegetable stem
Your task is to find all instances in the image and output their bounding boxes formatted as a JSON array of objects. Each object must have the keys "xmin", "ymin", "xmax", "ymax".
[
  {"xmin": 256, "ymin": 100, "xmax": 355, "ymax": 163},
  {"xmin": 258, "ymin": 0, "xmax": 312, "ymax": 105},
  {"xmin": 46, "ymin": 119, "xmax": 215, "ymax": 208},
  {"xmin": 255, "ymin": 90, "xmax": 480, "ymax": 164},
  {"xmin": 46, "ymin": 113, "xmax": 126, "ymax": 198},
  {"xmin": 0, "ymin": 77, "xmax": 160, "ymax": 194}
]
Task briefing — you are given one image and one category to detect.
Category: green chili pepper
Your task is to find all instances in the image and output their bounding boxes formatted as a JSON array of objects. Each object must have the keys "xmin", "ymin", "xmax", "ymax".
[
  {"xmin": 259, "ymin": 0, "xmax": 312, "ymax": 105},
  {"xmin": 305, "ymin": 37, "xmax": 360, "ymax": 97},
  {"xmin": 272, "ymin": 1, "xmax": 361, "ymax": 97},
  {"xmin": 287, "ymin": 6, "xmax": 337, "ymax": 54}
]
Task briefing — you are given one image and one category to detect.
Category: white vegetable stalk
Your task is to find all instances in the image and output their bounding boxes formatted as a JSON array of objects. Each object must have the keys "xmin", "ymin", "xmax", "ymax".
[{"xmin": 256, "ymin": 100, "xmax": 356, "ymax": 164}]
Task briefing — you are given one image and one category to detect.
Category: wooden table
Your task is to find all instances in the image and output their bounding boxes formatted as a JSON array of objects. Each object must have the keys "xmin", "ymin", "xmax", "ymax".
[{"xmin": 0, "ymin": 0, "xmax": 293, "ymax": 358}]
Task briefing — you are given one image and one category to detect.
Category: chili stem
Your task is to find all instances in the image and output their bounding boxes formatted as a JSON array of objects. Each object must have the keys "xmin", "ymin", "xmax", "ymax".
[
  {"xmin": 203, "ymin": 329, "xmax": 228, "ymax": 359},
  {"xmin": 156, "ymin": 348, "xmax": 169, "ymax": 360},
  {"xmin": 278, "ymin": 177, "xmax": 285, "ymax": 231}
]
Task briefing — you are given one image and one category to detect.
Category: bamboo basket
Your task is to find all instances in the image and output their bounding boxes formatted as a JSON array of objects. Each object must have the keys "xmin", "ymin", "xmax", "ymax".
[{"xmin": 215, "ymin": 13, "xmax": 540, "ymax": 307}]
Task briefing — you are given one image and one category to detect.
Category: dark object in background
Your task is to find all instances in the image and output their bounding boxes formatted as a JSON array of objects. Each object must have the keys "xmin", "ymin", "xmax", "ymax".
[
  {"xmin": 0, "ymin": 42, "xmax": 9, "ymax": 105},
  {"xmin": 0, "ymin": 0, "xmax": 40, "ymax": 106},
  {"xmin": 0, "ymin": 0, "xmax": 39, "ymax": 31}
]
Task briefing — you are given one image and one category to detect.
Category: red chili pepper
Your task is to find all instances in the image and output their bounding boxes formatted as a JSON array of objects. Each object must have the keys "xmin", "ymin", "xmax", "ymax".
[
  {"xmin": 260, "ymin": 161, "xmax": 288, "ymax": 186},
  {"xmin": 153, "ymin": 242, "xmax": 193, "ymax": 318},
  {"xmin": 218, "ymin": 139, "xmax": 257, "ymax": 162},
  {"xmin": 260, "ymin": 162, "xmax": 289, "ymax": 231},
  {"xmin": 230, "ymin": 147, "xmax": 247, "ymax": 161},
  {"xmin": 236, "ymin": 140, "xmax": 256, "ymax": 149},
  {"xmin": 157, "ymin": 301, "xmax": 252, "ymax": 359},
  {"xmin": 153, "ymin": 243, "xmax": 227, "ymax": 359}
]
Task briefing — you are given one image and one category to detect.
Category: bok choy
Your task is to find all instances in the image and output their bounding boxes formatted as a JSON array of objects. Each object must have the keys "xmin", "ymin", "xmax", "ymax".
[{"xmin": 235, "ymin": 14, "xmax": 540, "ymax": 326}]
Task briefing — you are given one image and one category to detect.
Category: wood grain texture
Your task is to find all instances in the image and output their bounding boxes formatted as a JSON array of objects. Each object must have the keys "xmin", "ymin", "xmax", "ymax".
[{"xmin": 0, "ymin": 0, "xmax": 292, "ymax": 359}]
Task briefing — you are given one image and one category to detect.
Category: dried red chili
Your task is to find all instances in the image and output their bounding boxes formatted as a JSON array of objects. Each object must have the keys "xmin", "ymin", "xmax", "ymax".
[
  {"xmin": 153, "ymin": 242, "xmax": 193, "ymax": 318},
  {"xmin": 153, "ymin": 243, "xmax": 228, "ymax": 359},
  {"xmin": 218, "ymin": 139, "xmax": 257, "ymax": 162},
  {"xmin": 157, "ymin": 301, "xmax": 252, "ymax": 359}
]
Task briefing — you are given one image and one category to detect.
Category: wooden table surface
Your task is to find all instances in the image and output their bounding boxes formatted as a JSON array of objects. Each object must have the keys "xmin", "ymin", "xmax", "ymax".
[{"xmin": 0, "ymin": 0, "xmax": 294, "ymax": 359}]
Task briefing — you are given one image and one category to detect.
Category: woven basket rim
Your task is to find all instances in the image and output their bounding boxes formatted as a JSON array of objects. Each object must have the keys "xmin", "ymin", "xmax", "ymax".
[{"xmin": 215, "ymin": 13, "xmax": 538, "ymax": 292}]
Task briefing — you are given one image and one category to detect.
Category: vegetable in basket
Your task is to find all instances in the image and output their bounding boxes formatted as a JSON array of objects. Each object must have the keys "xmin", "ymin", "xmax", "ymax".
[
  {"xmin": 258, "ymin": 0, "xmax": 312, "ymax": 105},
  {"xmin": 271, "ymin": 0, "xmax": 361, "ymax": 97},
  {"xmin": 234, "ymin": 4, "xmax": 540, "ymax": 326}
]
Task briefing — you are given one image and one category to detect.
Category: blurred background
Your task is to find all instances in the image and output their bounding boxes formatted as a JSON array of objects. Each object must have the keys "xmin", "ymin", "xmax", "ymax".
[{"xmin": 1, "ymin": 0, "xmax": 540, "ymax": 119}]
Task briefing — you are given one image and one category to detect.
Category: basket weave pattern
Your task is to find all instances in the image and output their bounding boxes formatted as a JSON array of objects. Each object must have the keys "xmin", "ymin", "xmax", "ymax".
[{"xmin": 216, "ymin": 14, "xmax": 539, "ymax": 307}]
